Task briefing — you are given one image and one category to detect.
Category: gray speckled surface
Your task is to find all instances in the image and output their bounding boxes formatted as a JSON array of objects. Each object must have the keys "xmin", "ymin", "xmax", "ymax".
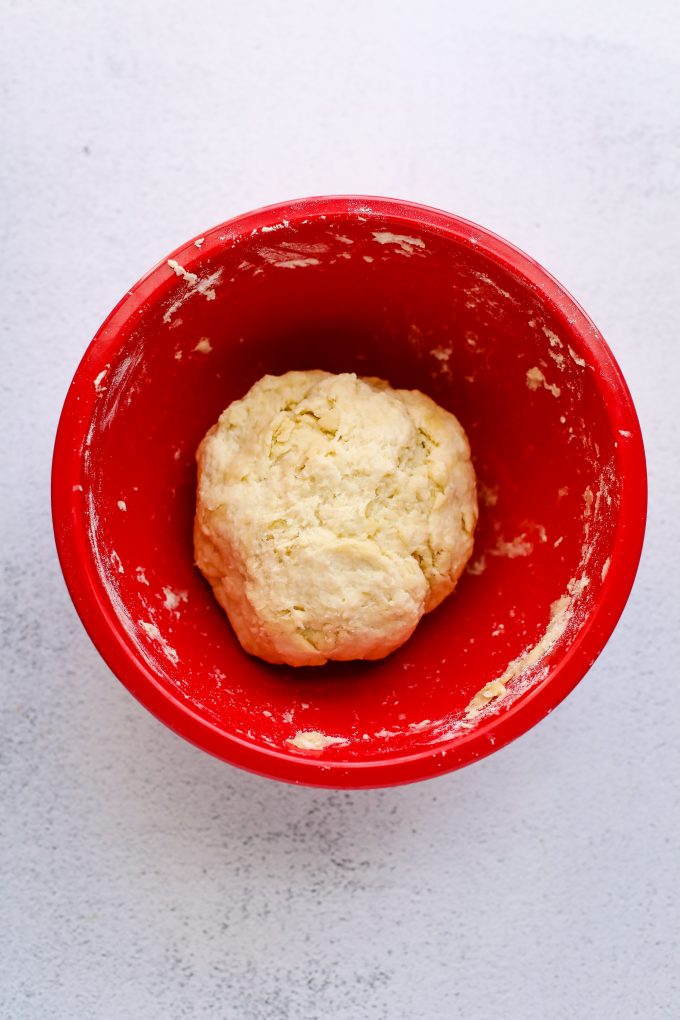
[{"xmin": 2, "ymin": 2, "xmax": 679, "ymax": 1017}]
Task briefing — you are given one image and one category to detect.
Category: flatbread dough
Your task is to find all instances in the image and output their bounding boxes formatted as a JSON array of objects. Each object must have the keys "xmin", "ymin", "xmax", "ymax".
[{"xmin": 194, "ymin": 371, "xmax": 477, "ymax": 665}]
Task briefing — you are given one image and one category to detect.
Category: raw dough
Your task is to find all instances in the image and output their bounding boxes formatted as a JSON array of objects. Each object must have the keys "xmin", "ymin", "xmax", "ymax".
[{"xmin": 194, "ymin": 371, "xmax": 477, "ymax": 666}]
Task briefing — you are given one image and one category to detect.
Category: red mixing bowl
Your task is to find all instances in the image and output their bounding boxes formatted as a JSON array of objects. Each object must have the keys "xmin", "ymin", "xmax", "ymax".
[{"xmin": 52, "ymin": 196, "xmax": 646, "ymax": 787}]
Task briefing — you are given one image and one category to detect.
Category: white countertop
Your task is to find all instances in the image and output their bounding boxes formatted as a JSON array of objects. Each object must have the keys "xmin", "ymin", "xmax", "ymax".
[{"xmin": 2, "ymin": 2, "xmax": 678, "ymax": 1016}]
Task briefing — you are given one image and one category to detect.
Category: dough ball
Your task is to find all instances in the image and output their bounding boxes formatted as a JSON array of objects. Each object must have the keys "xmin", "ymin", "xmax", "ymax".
[{"xmin": 194, "ymin": 371, "xmax": 477, "ymax": 666}]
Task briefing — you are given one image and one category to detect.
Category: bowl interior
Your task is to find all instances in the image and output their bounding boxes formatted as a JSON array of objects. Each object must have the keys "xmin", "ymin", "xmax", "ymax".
[{"xmin": 65, "ymin": 201, "xmax": 632, "ymax": 775}]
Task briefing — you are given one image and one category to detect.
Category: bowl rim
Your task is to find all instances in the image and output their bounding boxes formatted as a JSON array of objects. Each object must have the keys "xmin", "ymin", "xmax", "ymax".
[{"xmin": 52, "ymin": 194, "xmax": 647, "ymax": 788}]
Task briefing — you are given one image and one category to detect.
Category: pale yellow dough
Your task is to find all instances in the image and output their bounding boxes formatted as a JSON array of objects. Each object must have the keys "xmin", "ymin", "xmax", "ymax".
[{"xmin": 194, "ymin": 371, "xmax": 477, "ymax": 666}]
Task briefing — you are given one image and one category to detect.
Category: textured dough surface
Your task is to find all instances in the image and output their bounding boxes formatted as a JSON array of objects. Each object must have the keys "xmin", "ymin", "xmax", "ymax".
[{"xmin": 194, "ymin": 371, "xmax": 477, "ymax": 666}]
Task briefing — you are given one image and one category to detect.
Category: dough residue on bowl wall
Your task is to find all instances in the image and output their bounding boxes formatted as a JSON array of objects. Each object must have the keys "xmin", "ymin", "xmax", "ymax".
[
  {"xmin": 255, "ymin": 241, "xmax": 329, "ymax": 270},
  {"xmin": 163, "ymin": 261, "xmax": 223, "ymax": 324},
  {"xmin": 526, "ymin": 366, "xmax": 561, "ymax": 398},
  {"xmin": 464, "ymin": 574, "xmax": 588, "ymax": 718},
  {"xmin": 287, "ymin": 731, "xmax": 348, "ymax": 752},
  {"xmin": 139, "ymin": 620, "xmax": 180, "ymax": 666},
  {"xmin": 371, "ymin": 231, "xmax": 426, "ymax": 256},
  {"xmin": 462, "ymin": 466, "xmax": 617, "ymax": 723}
]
